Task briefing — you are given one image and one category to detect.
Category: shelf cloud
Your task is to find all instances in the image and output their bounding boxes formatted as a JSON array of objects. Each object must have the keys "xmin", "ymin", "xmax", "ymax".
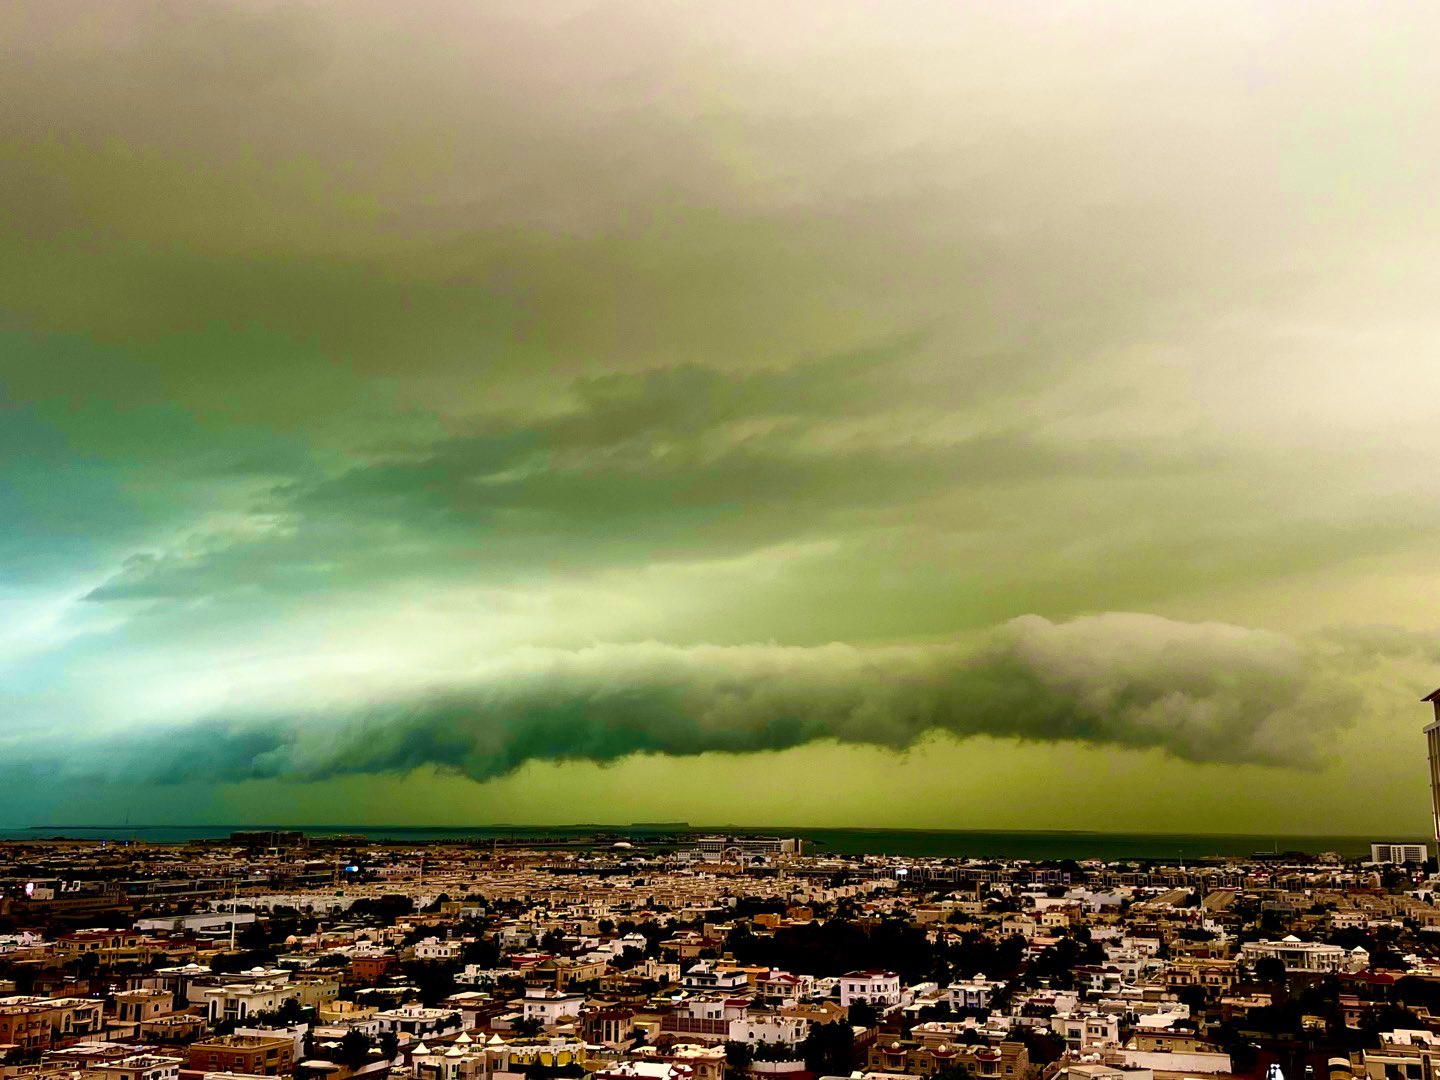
[{"xmin": 12, "ymin": 613, "xmax": 1360, "ymax": 786}]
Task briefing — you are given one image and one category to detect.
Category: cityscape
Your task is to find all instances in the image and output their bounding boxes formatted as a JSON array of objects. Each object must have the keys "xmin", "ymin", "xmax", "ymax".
[
  {"xmin": 2, "ymin": 698, "xmax": 1440, "ymax": 1080},
  {"xmin": 7, "ymin": 8, "xmax": 1440, "ymax": 1080}
]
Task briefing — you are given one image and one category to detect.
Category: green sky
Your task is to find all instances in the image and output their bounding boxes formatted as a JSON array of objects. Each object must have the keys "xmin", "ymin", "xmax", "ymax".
[{"xmin": 4, "ymin": 1, "xmax": 1440, "ymax": 834}]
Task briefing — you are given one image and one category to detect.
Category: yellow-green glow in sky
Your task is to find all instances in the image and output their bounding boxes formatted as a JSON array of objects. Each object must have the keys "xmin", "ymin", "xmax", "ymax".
[{"xmin": 3, "ymin": 1, "xmax": 1440, "ymax": 833}]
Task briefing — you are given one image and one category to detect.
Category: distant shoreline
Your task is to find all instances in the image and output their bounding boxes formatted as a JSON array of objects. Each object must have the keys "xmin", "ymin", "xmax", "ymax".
[
  {"xmin": 14, "ymin": 822, "xmax": 1402, "ymax": 837},
  {"xmin": 1, "ymin": 823, "xmax": 1425, "ymax": 861}
]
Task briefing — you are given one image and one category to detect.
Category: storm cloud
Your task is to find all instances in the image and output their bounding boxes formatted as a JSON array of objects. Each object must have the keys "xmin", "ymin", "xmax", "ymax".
[
  {"xmin": 5, "ymin": 2, "xmax": 1440, "ymax": 830},
  {"xmin": 12, "ymin": 613, "xmax": 1360, "ymax": 786}
]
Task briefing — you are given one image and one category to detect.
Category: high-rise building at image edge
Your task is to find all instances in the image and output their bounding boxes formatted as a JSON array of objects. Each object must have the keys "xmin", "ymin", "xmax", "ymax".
[{"xmin": 1424, "ymin": 688, "xmax": 1440, "ymax": 848}]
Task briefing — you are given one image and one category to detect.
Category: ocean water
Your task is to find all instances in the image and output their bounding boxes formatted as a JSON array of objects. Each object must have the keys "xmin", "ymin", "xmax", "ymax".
[{"xmin": 0, "ymin": 824, "xmax": 1414, "ymax": 860}]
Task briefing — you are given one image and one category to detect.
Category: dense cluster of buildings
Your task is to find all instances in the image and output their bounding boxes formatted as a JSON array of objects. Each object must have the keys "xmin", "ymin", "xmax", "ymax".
[
  {"xmin": 0, "ymin": 694, "xmax": 1438, "ymax": 1080},
  {"xmin": 0, "ymin": 826, "xmax": 1438, "ymax": 1080}
]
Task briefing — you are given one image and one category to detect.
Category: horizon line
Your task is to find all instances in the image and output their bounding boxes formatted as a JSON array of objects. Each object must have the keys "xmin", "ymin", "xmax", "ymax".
[{"xmin": 4, "ymin": 822, "xmax": 1429, "ymax": 841}]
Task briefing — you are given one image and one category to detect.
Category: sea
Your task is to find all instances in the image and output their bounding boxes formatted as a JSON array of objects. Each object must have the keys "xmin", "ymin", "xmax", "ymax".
[{"xmin": 0, "ymin": 824, "xmax": 1419, "ymax": 861}]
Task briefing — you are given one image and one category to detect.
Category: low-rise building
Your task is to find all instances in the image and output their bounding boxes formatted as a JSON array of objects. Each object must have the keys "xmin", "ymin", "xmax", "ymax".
[
  {"xmin": 1241, "ymin": 937, "xmax": 1350, "ymax": 973},
  {"xmin": 187, "ymin": 1035, "xmax": 295, "ymax": 1077},
  {"xmin": 840, "ymin": 971, "xmax": 901, "ymax": 1008},
  {"xmin": 113, "ymin": 991, "xmax": 175, "ymax": 1025},
  {"xmin": 84, "ymin": 1053, "xmax": 184, "ymax": 1080},
  {"xmin": 947, "ymin": 974, "xmax": 1003, "ymax": 1012},
  {"xmin": 374, "ymin": 1005, "xmax": 464, "ymax": 1042},
  {"xmin": 520, "ymin": 989, "xmax": 584, "ymax": 1027}
]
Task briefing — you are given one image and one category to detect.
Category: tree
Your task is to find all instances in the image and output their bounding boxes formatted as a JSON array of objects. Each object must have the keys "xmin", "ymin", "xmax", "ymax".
[
  {"xmin": 1006, "ymin": 1026, "xmax": 1065, "ymax": 1066},
  {"xmin": 1253, "ymin": 957, "xmax": 1288, "ymax": 989},
  {"xmin": 801, "ymin": 1021, "xmax": 856, "ymax": 1077},
  {"xmin": 848, "ymin": 1001, "xmax": 879, "ymax": 1028},
  {"xmin": 725, "ymin": 1042, "xmax": 755, "ymax": 1071},
  {"xmin": 348, "ymin": 894, "xmax": 415, "ymax": 922},
  {"xmin": 753, "ymin": 1043, "xmax": 800, "ymax": 1063},
  {"xmin": 211, "ymin": 948, "xmax": 276, "ymax": 974},
  {"xmin": 513, "ymin": 1016, "xmax": 544, "ymax": 1038},
  {"xmin": 1358, "ymin": 1007, "xmax": 1426, "ymax": 1049},
  {"xmin": 399, "ymin": 959, "xmax": 462, "ymax": 1005},
  {"xmin": 338, "ymin": 1030, "xmax": 374, "ymax": 1067},
  {"xmin": 613, "ymin": 946, "xmax": 645, "ymax": 971},
  {"xmin": 725, "ymin": 917, "xmax": 941, "ymax": 982},
  {"xmin": 463, "ymin": 937, "xmax": 500, "ymax": 967},
  {"xmin": 246, "ymin": 998, "xmax": 310, "ymax": 1027}
]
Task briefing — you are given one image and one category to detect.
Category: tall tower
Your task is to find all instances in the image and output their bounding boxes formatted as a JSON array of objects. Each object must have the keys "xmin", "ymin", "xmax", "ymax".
[{"xmin": 1424, "ymin": 689, "xmax": 1440, "ymax": 847}]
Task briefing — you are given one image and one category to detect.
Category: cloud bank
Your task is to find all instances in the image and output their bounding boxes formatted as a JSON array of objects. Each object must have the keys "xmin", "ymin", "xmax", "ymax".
[
  {"xmin": 12, "ymin": 613, "xmax": 1359, "ymax": 787},
  {"xmin": 4, "ymin": 2, "xmax": 1440, "ymax": 829}
]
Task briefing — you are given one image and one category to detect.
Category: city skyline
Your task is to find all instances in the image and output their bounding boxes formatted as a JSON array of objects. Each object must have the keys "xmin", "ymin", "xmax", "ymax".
[{"xmin": 6, "ymin": 3, "xmax": 1440, "ymax": 832}]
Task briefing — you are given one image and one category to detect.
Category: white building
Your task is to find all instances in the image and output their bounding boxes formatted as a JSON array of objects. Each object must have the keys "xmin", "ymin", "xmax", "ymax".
[
  {"xmin": 1241, "ymin": 937, "xmax": 1351, "ymax": 973},
  {"xmin": 134, "ymin": 913, "xmax": 258, "ymax": 936},
  {"xmin": 185, "ymin": 967, "xmax": 292, "ymax": 1009},
  {"xmin": 690, "ymin": 836, "xmax": 802, "ymax": 863},
  {"xmin": 682, "ymin": 962, "xmax": 749, "ymax": 993},
  {"xmin": 946, "ymin": 974, "xmax": 1003, "ymax": 1012},
  {"xmin": 1053, "ymin": 1012, "xmax": 1122, "ymax": 1051},
  {"xmin": 840, "ymin": 971, "xmax": 901, "ymax": 1008},
  {"xmin": 412, "ymin": 937, "xmax": 463, "ymax": 961},
  {"xmin": 374, "ymin": 1005, "xmax": 464, "ymax": 1041},
  {"xmin": 729, "ymin": 1013, "xmax": 809, "ymax": 1046},
  {"xmin": 755, "ymin": 972, "xmax": 813, "ymax": 1007},
  {"xmin": 1117, "ymin": 1046, "xmax": 1232, "ymax": 1075},
  {"xmin": 1371, "ymin": 843, "xmax": 1429, "ymax": 866},
  {"xmin": 88, "ymin": 1055, "xmax": 183, "ymax": 1080},
  {"xmin": 521, "ymin": 989, "xmax": 585, "ymax": 1026},
  {"xmin": 202, "ymin": 982, "xmax": 298, "ymax": 1023},
  {"xmin": 409, "ymin": 1034, "xmax": 483, "ymax": 1080},
  {"xmin": 1425, "ymin": 688, "xmax": 1440, "ymax": 848},
  {"xmin": 0, "ymin": 932, "xmax": 46, "ymax": 955}
]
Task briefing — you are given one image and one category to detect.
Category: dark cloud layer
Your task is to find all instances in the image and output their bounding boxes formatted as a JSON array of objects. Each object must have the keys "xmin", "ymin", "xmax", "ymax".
[
  {"xmin": 77, "ymin": 342, "xmax": 1200, "ymax": 607},
  {"xmin": 4, "ymin": 3, "xmax": 1440, "ymax": 829},
  {"xmin": 12, "ymin": 614, "xmax": 1359, "ymax": 786}
]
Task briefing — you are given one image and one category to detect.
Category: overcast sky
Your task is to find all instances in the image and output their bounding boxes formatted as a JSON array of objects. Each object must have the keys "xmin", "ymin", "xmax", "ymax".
[{"xmin": 4, "ymin": 1, "xmax": 1440, "ymax": 833}]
